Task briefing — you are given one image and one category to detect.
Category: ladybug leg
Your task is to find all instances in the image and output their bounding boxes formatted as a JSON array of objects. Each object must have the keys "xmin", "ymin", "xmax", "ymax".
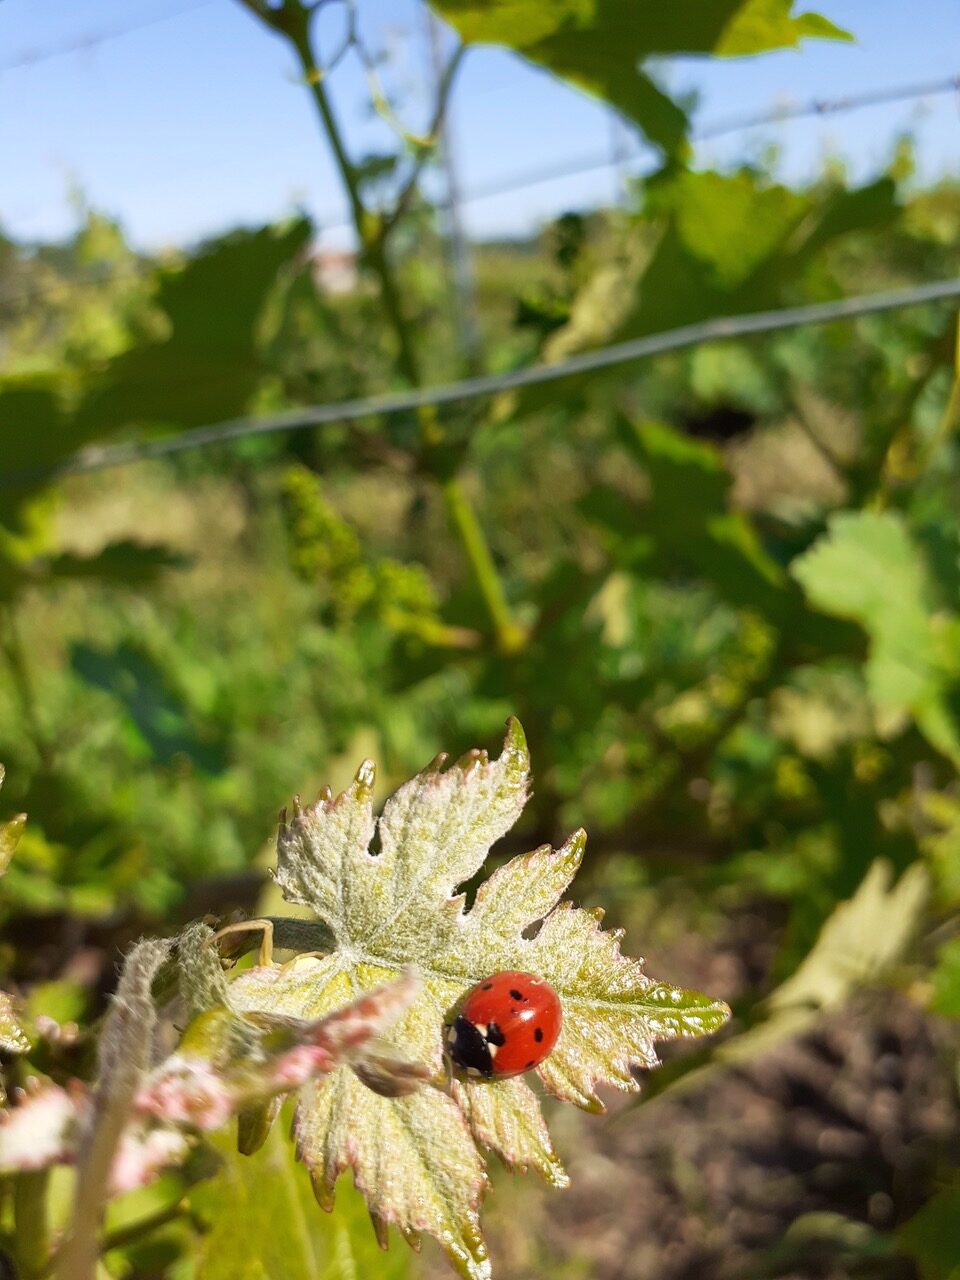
[
  {"xmin": 277, "ymin": 950, "xmax": 329, "ymax": 976},
  {"xmin": 206, "ymin": 917, "xmax": 276, "ymax": 968}
]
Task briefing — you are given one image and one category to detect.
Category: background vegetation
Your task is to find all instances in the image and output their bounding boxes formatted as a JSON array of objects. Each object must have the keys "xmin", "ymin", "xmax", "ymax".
[{"xmin": 1, "ymin": 1, "xmax": 960, "ymax": 1276}]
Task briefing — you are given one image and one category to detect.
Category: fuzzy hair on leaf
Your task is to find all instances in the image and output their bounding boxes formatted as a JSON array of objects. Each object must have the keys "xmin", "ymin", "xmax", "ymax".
[{"xmin": 226, "ymin": 719, "xmax": 730, "ymax": 1280}]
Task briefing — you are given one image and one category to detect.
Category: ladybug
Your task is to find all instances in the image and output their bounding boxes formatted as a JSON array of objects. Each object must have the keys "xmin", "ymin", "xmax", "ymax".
[{"xmin": 445, "ymin": 971, "xmax": 562, "ymax": 1079}]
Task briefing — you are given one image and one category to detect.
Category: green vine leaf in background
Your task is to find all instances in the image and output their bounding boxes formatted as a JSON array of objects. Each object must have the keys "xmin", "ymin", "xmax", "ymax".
[
  {"xmin": 193, "ymin": 1125, "xmax": 413, "ymax": 1280},
  {"xmin": 430, "ymin": 1, "xmax": 848, "ymax": 153},
  {"xmin": 897, "ymin": 1186, "xmax": 960, "ymax": 1280},
  {"xmin": 719, "ymin": 859, "xmax": 930, "ymax": 1060},
  {"xmin": 792, "ymin": 510, "xmax": 960, "ymax": 766},
  {"xmin": 225, "ymin": 720, "xmax": 730, "ymax": 1279}
]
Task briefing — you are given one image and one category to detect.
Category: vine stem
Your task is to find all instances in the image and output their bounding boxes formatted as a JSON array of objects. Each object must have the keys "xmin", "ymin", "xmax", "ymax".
[
  {"xmin": 443, "ymin": 477, "xmax": 526, "ymax": 653},
  {"xmin": 237, "ymin": 0, "xmax": 523, "ymax": 654},
  {"xmin": 97, "ymin": 1199, "xmax": 190, "ymax": 1257}
]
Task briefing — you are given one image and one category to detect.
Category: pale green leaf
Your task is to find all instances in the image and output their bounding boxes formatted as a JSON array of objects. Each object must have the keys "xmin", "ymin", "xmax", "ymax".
[
  {"xmin": 227, "ymin": 721, "xmax": 729, "ymax": 1277},
  {"xmin": 769, "ymin": 860, "xmax": 928, "ymax": 1014},
  {"xmin": 296, "ymin": 1072, "xmax": 487, "ymax": 1273},
  {"xmin": 792, "ymin": 511, "xmax": 960, "ymax": 765},
  {"xmin": 721, "ymin": 860, "xmax": 929, "ymax": 1059},
  {"xmin": 451, "ymin": 1075, "xmax": 567, "ymax": 1188}
]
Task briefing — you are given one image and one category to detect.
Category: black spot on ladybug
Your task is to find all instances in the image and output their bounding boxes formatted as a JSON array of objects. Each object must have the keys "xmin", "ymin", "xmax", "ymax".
[
  {"xmin": 534, "ymin": 1027, "xmax": 544, "ymax": 1042},
  {"xmin": 525, "ymin": 1060, "xmax": 535, "ymax": 1070},
  {"xmin": 509, "ymin": 989, "xmax": 525, "ymax": 1001},
  {"xmin": 482, "ymin": 983, "xmax": 493, "ymax": 990},
  {"xmin": 486, "ymin": 1021, "xmax": 506, "ymax": 1047}
]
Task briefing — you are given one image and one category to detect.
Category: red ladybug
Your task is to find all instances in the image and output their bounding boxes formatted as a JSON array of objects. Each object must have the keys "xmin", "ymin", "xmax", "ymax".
[{"xmin": 445, "ymin": 971, "xmax": 562, "ymax": 1079}]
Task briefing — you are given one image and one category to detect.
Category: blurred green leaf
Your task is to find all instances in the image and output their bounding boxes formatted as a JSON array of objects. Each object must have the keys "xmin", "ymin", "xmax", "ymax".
[
  {"xmin": 724, "ymin": 859, "xmax": 929, "ymax": 1057},
  {"xmin": 767, "ymin": 858, "xmax": 928, "ymax": 1014},
  {"xmin": 931, "ymin": 937, "xmax": 960, "ymax": 1019},
  {"xmin": 792, "ymin": 510, "xmax": 960, "ymax": 764},
  {"xmin": 193, "ymin": 1125, "xmax": 412, "ymax": 1280},
  {"xmin": 0, "ymin": 766, "xmax": 31, "ymax": 1053},
  {"xmin": 430, "ymin": 2, "xmax": 847, "ymax": 151},
  {"xmin": 654, "ymin": 170, "xmax": 809, "ymax": 289},
  {"xmin": 716, "ymin": 0, "xmax": 851, "ymax": 51},
  {"xmin": 609, "ymin": 417, "xmax": 788, "ymax": 615},
  {"xmin": 898, "ymin": 1187, "xmax": 960, "ymax": 1280},
  {"xmin": 24, "ymin": 979, "xmax": 90, "ymax": 1029},
  {"xmin": 47, "ymin": 540, "xmax": 188, "ymax": 585},
  {"xmin": 768, "ymin": 665, "xmax": 874, "ymax": 759},
  {"xmin": 499, "ymin": 169, "xmax": 896, "ymax": 421},
  {"xmin": 763, "ymin": 1211, "xmax": 894, "ymax": 1273},
  {"xmin": 70, "ymin": 641, "xmax": 228, "ymax": 773},
  {"xmin": 0, "ymin": 380, "xmax": 87, "ymax": 529},
  {"xmin": 796, "ymin": 175, "xmax": 899, "ymax": 257},
  {"xmin": 76, "ymin": 221, "xmax": 310, "ymax": 435}
]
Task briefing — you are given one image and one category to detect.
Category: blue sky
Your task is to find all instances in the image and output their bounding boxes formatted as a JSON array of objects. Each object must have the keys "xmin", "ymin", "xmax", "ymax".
[{"xmin": 0, "ymin": 0, "xmax": 957, "ymax": 251}]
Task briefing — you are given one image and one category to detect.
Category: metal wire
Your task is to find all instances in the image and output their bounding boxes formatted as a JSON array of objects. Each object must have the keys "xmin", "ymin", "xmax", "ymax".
[
  {"xmin": 2, "ymin": 69, "xmax": 957, "ymax": 306},
  {"xmin": 5, "ymin": 277, "xmax": 959, "ymax": 490},
  {"xmin": 0, "ymin": 0, "xmax": 216, "ymax": 73}
]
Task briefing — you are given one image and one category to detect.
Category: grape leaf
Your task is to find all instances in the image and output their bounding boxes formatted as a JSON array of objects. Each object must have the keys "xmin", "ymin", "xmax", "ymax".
[
  {"xmin": 75, "ymin": 221, "xmax": 310, "ymax": 436},
  {"xmin": 46, "ymin": 541, "xmax": 188, "ymax": 585},
  {"xmin": 137, "ymin": 966, "xmax": 425, "ymax": 1130},
  {"xmin": 193, "ymin": 1125, "xmax": 413, "ymax": 1280},
  {"xmin": 792, "ymin": 511, "xmax": 960, "ymax": 765},
  {"xmin": 430, "ymin": 1, "xmax": 848, "ymax": 151},
  {"xmin": 715, "ymin": 859, "xmax": 929, "ymax": 1062},
  {"xmin": 226, "ymin": 720, "xmax": 729, "ymax": 1278}
]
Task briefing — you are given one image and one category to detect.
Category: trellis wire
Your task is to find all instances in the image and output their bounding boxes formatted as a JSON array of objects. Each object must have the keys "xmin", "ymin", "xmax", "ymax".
[{"xmin": 4, "ymin": 276, "xmax": 959, "ymax": 490}]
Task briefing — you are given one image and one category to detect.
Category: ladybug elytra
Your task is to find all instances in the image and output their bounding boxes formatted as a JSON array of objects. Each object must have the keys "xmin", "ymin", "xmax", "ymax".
[{"xmin": 445, "ymin": 970, "xmax": 562, "ymax": 1079}]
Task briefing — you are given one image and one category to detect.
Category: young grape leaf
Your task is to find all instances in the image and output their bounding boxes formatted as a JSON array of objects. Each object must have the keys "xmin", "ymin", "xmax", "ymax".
[
  {"xmin": 137, "ymin": 967, "xmax": 424, "ymax": 1130},
  {"xmin": 226, "ymin": 720, "xmax": 730, "ymax": 1279}
]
